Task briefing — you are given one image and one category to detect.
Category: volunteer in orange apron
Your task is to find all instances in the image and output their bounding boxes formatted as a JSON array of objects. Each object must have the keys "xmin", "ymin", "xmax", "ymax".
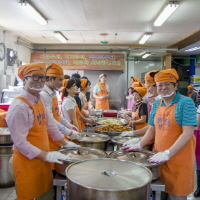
[
  {"xmin": 0, "ymin": 109, "xmax": 7, "ymax": 127},
  {"xmin": 122, "ymin": 69, "xmax": 196, "ymax": 200},
  {"xmin": 5, "ymin": 63, "xmax": 73, "ymax": 200},
  {"xmin": 187, "ymin": 85, "xmax": 198, "ymax": 106},
  {"xmin": 93, "ymin": 74, "xmax": 110, "ymax": 110},
  {"xmin": 62, "ymin": 79, "xmax": 95, "ymax": 132},
  {"xmin": 122, "ymin": 87, "xmax": 148, "ymax": 136},
  {"xmin": 40, "ymin": 63, "xmax": 80, "ymax": 170}
]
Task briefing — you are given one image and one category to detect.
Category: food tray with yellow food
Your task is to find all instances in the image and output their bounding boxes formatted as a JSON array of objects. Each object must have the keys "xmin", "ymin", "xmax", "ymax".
[{"xmin": 95, "ymin": 117, "xmax": 127, "ymax": 126}]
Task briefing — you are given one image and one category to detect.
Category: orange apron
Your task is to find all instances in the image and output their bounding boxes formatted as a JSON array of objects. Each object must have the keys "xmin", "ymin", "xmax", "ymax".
[
  {"xmin": 80, "ymin": 93, "xmax": 89, "ymax": 131},
  {"xmin": 154, "ymin": 99, "xmax": 195, "ymax": 196},
  {"xmin": 63, "ymin": 97, "xmax": 82, "ymax": 132},
  {"xmin": 13, "ymin": 96, "xmax": 52, "ymax": 200},
  {"xmin": 95, "ymin": 83, "xmax": 109, "ymax": 110},
  {"xmin": 188, "ymin": 93, "xmax": 192, "ymax": 98},
  {"xmin": 131, "ymin": 103, "xmax": 148, "ymax": 134},
  {"xmin": 0, "ymin": 109, "xmax": 7, "ymax": 127}
]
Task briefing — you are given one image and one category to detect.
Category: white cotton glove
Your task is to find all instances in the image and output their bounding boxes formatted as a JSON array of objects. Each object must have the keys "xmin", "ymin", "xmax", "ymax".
[
  {"xmin": 122, "ymin": 138, "xmax": 141, "ymax": 147},
  {"xmin": 148, "ymin": 151, "xmax": 171, "ymax": 163},
  {"xmin": 68, "ymin": 131, "xmax": 80, "ymax": 140},
  {"xmin": 120, "ymin": 131, "xmax": 135, "ymax": 137},
  {"xmin": 121, "ymin": 142, "xmax": 142, "ymax": 151},
  {"xmin": 63, "ymin": 141, "xmax": 80, "ymax": 148},
  {"xmin": 45, "ymin": 151, "xmax": 70, "ymax": 164},
  {"xmin": 98, "ymin": 96, "xmax": 103, "ymax": 99},
  {"xmin": 70, "ymin": 125, "xmax": 78, "ymax": 131}
]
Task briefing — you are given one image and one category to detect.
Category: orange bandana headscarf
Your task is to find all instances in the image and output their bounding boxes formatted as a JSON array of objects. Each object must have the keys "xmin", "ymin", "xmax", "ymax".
[
  {"xmin": 61, "ymin": 79, "xmax": 69, "ymax": 94},
  {"xmin": 80, "ymin": 79, "xmax": 87, "ymax": 89},
  {"xmin": 18, "ymin": 63, "xmax": 46, "ymax": 80},
  {"xmin": 133, "ymin": 87, "xmax": 147, "ymax": 97},
  {"xmin": 46, "ymin": 63, "xmax": 64, "ymax": 78},
  {"xmin": 188, "ymin": 85, "xmax": 193, "ymax": 89},
  {"xmin": 131, "ymin": 82, "xmax": 144, "ymax": 88},
  {"xmin": 133, "ymin": 77, "xmax": 140, "ymax": 82},
  {"xmin": 155, "ymin": 69, "xmax": 179, "ymax": 83},
  {"xmin": 145, "ymin": 70, "xmax": 159, "ymax": 86}
]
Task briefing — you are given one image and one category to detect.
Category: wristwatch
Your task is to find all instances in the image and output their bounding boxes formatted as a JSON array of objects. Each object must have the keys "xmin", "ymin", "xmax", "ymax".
[{"xmin": 165, "ymin": 150, "xmax": 172, "ymax": 158}]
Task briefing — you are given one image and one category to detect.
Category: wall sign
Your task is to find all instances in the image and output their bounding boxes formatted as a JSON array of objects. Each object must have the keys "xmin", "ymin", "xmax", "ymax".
[{"xmin": 30, "ymin": 53, "xmax": 125, "ymax": 70}]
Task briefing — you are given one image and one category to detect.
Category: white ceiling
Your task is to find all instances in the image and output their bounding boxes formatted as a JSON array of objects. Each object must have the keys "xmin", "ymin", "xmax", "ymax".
[{"xmin": 0, "ymin": 0, "xmax": 200, "ymax": 56}]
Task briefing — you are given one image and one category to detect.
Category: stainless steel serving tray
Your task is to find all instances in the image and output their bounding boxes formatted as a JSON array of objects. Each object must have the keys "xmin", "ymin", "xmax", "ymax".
[{"xmin": 95, "ymin": 117, "xmax": 128, "ymax": 126}]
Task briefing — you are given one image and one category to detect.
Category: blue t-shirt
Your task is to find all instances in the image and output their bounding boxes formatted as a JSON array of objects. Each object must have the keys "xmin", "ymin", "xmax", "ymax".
[{"xmin": 148, "ymin": 92, "xmax": 197, "ymax": 127}]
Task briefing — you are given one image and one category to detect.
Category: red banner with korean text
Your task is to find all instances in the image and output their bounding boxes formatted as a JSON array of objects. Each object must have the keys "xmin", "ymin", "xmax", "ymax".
[{"xmin": 30, "ymin": 53, "xmax": 125, "ymax": 70}]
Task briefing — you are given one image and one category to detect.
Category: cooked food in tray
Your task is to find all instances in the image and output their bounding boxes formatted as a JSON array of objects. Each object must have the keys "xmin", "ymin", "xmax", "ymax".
[
  {"xmin": 97, "ymin": 118, "xmax": 123, "ymax": 125},
  {"xmin": 95, "ymin": 125, "xmax": 131, "ymax": 132}
]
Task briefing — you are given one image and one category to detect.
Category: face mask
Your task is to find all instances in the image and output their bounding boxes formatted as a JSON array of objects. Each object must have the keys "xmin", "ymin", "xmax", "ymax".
[
  {"xmin": 148, "ymin": 93, "xmax": 154, "ymax": 97},
  {"xmin": 29, "ymin": 87, "xmax": 44, "ymax": 91},
  {"xmin": 160, "ymin": 91, "xmax": 175, "ymax": 98},
  {"xmin": 56, "ymin": 87, "xmax": 64, "ymax": 91}
]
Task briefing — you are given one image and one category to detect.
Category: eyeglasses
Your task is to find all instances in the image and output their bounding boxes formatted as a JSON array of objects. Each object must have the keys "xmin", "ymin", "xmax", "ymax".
[
  {"xmin": 156, "ymin": 83, "xmax": 174, "ymax": 88},
  {"xmin": 26, "ymin": 75, "xmax": 47, "ymax": 82}
]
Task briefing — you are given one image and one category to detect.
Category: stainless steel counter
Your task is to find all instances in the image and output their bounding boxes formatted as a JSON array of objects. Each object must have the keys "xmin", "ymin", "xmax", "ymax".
[{"xmin": 53, "ymin": 173, "xmax": 165, "ymax": 200}]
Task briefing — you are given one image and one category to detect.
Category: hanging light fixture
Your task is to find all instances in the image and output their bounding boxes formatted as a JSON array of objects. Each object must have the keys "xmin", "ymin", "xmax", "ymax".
[
  {"xmin": 142, "ymin": 53, "xmax": 151, "ymax": 58},
  {"xmin": 139, "ymin": 33, "xmax": 152, "ymax": 44},
  {"xmin": 19, "ymin": 0, "xmax": 48, "ymax": 25},
  {"xmin": 54, "ymin": 32, "xmax": 68, "ymax": 43},
  {"xmin": 154, "ymin": 1, "xmax": 179, "ymax": 26}
]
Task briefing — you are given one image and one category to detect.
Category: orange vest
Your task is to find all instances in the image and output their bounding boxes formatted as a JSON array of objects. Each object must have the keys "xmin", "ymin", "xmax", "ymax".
[
  {"xmin": 154, "ymin": 99, "xmax": 195, "ymax": 196},
  {"xmin": 13, "ymin": 96, "xmax": 52, "ymax": 200},
  {"xmin": 95, "ymin": 83, "xmax": 109, "ymax": 110},
  {"xmin": 80, "ymin": 93, "xmax": 89, "ymax": 131},
  {"xmin": 188, "ymin": 93, "xmax": 192, "ymax": 98},
  {"xmin": 131, "ymin": 103, "xmax": 148, "ymax": 133},
  {"xmin": 0, "ymin": 109, "xmax": 7, "ymax": 127}
]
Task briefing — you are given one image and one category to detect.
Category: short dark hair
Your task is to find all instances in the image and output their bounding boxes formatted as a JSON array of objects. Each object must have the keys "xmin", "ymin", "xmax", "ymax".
[
  {"xmin": 63, "ymin": 79, "xmax": 76, "ymax": 97},
  {"xmin": 71, "ymin": 77, "xmax": 80, "ymax": 88},
  {"xmin": 71, "ymin": 73, "xmax": 81, "ymax": 79},
  {"xmin": 64, "ymin": 74, "xmax": 70, "ymax": 79}
]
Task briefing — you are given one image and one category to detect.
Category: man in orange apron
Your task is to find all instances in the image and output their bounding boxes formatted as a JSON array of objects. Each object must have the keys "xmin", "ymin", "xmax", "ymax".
[
  {"xmin": 122, "ymin": 69, "xmax": 196, "ymax": 200},
  {"xmin": 187, "ymin": 85, "xmax": 198, "ymax": 107},
  {"xmin": 93, "ymin": 74, "xmax": 110, "ymax": 110},
  {"xmin": 6, "ymin": 63, "xmax": 72, "ymax": 200}
]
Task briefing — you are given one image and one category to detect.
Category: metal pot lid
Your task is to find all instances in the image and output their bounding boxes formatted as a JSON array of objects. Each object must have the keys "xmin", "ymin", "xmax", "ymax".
[
  {"xmin": 66, "ymin": 158, "xmax": 152, "ymax": 190},
  {"xmin": 57, "ymin": 147, "xmax": 107, "ymax": 162},
  {"xmin": 111, "ymin": 136, "xmax": 141, "ymax": 144},
  {"xmin": 76, "ymin": 132, "xmax": 110, "ymax": 142},
  {"xmin": 0, "ymin": 127, "xmax": 10, "ymax": 135},
  {"xmin": 110, "ymin": 150, "xmax": 160, "ymax": 167}
]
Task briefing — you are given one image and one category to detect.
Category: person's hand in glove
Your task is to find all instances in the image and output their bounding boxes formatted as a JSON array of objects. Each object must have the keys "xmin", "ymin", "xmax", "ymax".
[
  {"xmin": 70, "ymin": 125, "xmax": 78, "ymax": 131},
  {"xmin": 148, "ymin": 150, "xmax": 171, "ymax": 163},
  {"xmin": 122, "ymin": 138, "xmax": 141, "ymax": 147},
  {"xmin": 45, "ymin": 151, "xmax": 70, "ymax": 164},
  {"xmin": 63, "ymin": 141, "xmax": 80, "ymax": 148},
  {"xmin": 68, "ymin": 131, "xmax": 80, "ymax": 140},
  {"xmin": 121, "ymin": 142, "xmax": 142, "ymax": 151},
  {"xmin": 120, "ymin": 131, "xmax": 135, "ymax": 137}
]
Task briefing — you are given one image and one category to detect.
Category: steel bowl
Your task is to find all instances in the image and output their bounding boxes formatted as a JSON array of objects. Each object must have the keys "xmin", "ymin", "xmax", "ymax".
[
  {"xmin": 0, "ymin": 128, "xmax": 13, "ymax": 145},
  {"xmin": 55, "ymin": 147, "xmax": 107, "ymax": 176},
  {"xmin": 74, "ymin": 132, "xmax": 110, "ymax": 151},
  {"xmin": 109, "ymin": 150, "xmax": 161, "ymax": 180},
  {"xmin": 111, "ymin": 136, "xmax": 154, "ymax": 151}
]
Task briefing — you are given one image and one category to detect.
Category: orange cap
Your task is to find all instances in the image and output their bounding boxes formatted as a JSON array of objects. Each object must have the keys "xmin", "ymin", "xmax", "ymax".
[
  {"xmin": 80, "ymin": 79, "xmax": 87, "ymax": 89},
  {"xmin": 133, "ymin": 77, "xmax": 140, "ymax": 82},
  {"xmin": 145, "ymin": 70, "xmax": 159, "ymax": 86},
  {"xmin": 131, "ymin": 82, "xmax": 144, "ymax": 88},
  {"xmin": 133, "ymin": 87, "xmax": 147, "ymax": 97},
  {"xmin": 18, "ymin": 63, "xmax": 46, "ymax": 80},
  {"xmin": 61, "ymin": 79, "xmax": 69, "ymax": 94},
  {"xmin": 188, "ymin": 85, "xmax": 193, "ymax": 89},
  {"xmin": 46, "ymin": 63, "xmax": 64, "ymax": 78},
  {"xmin": 155, "ymin": 69, "xmax": 179, "ymax": 83}
]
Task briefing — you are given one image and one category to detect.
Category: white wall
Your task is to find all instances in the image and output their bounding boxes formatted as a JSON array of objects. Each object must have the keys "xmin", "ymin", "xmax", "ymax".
[
  {"xmin": 196, "ymin": 66, "xmax": 200, "ymax": 75},
  {"xmin": 0, "ymin": 30, "xmax": 31, "ymax": 88}
]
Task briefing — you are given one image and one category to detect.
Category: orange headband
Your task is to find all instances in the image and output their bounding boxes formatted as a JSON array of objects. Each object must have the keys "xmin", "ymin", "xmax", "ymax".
[
  {"xmin": 155, "ymin": 69, "xmax": 179, "ymax": 83},
  {"xmin": 131, "ymin": 82, "xmax": 144, "ymax": 88},
  {"xmin": 145, "ymin": 70, "xmax": 159, "ymax": 86},
  {"xmin": 133, "ymin": 87, "xmax": 147, "ymax": 98},
  {"xmin": 81, "ymin": 79, "xmax": 88, "ymax": 89},
  {"xmin": 46, "ymin": 63, "xmax": 64, "ymax": 78},
  {"xmin": 61, "ymin": 79, "xmax": 69, "ymax": 94},
  {"xmin": 18, "ymin": 63, "xmax": 46, "ymax": 80},
  {"xmin": 188, "ymin": 85, "xmax": 193, "ymax": 89},
  {"xmin": 133, "ymin": 77, "xmax": 140, "ymax": 82}
]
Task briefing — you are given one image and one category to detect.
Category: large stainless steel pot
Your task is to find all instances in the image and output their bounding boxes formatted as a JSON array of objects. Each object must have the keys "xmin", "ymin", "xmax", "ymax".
[
  {"xmin": 111, "ymin": 136, "xmax": 154, "ymax": 151},
  {"xmin": 0, "ymin": 128, "xmax": 12, "ymax": 145},
  {"xmin": 94, "ymin": 125, "xmax": 132, "ymax": 137},
  {"xmin": 95, "ymin": 117, "xmax": 127, "ymax": 126},
  {"xmin": 65, "ymin": 158, "xmax": 153, "ymax": 200},
  {"xmin": 74, "ymin": 132, "xmax": 110, "ymax": 150},
  {"xmin": 109, "ymin": 150, "xmax": 161, "ymax": 180},
  {"xmin": 55, "ymin": 147, "xmax": 107, "ymax": 176},
  {"xmin": 0, "ymin": 146, "xmax": 13, "ymax": 154}
]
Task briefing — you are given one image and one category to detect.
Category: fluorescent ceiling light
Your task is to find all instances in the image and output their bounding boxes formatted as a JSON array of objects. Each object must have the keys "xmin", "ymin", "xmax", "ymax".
[
  {"xmin": 154, "ymin": 2, "xmax": 179, "ymax": 26},
  {"xmin": 139, "ymin": 33, "xmax": 152, "ymax": 44},
  {"xmin": 19, "ymin": 0, "xmax": 47, "ymax": 25},
  {"xmin": 142, "ymin": 53, "xmax": 151, "ymax": 58},
  {"xmin": 54, "ymin": 32, "xmax": 68, "ymax": 43},
  {"xmin": 185, "ymin": 47, "xmax": 200, "ymax": 52}
]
